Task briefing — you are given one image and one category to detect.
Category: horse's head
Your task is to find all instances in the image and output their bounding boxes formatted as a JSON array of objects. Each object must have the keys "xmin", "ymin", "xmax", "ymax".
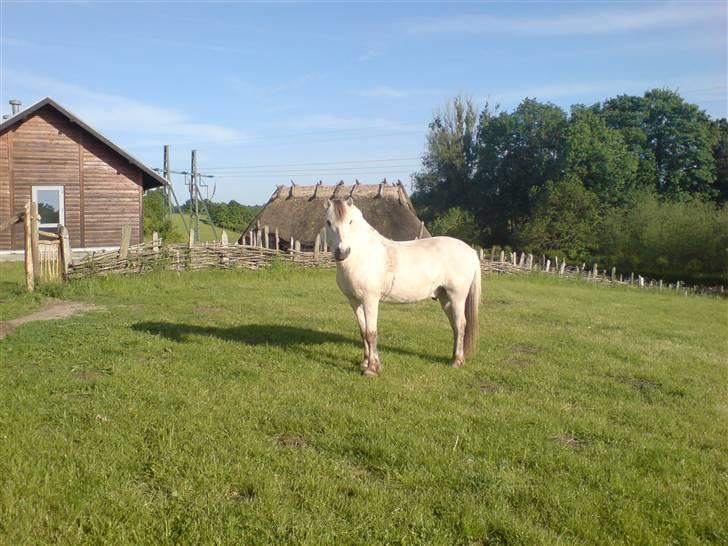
[{"xmin": 324, "ymin": 197, "xmax": 364, "ymax": 262}]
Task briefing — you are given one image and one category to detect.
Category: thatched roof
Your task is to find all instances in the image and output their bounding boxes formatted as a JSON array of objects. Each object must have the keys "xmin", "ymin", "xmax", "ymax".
[{"xmin": 241, "ymin": 181, "xmax": 430, "ymax": 245}]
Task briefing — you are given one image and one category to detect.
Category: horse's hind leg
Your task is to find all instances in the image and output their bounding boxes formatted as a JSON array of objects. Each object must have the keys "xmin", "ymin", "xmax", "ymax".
[
  {"xmin": 439, "ymin": 290, "xmax": 466, "ymax": 368},
  {"xmin": 362, "ymin": 298, "xmax": 381, "ymax": 376},
  {"xmin": 348, "ymin": 297, "xmax": 369, "ymax": 370}
]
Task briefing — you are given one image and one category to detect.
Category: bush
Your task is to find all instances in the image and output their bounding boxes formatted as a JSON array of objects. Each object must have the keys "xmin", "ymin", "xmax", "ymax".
[
  {"xmin": 599, "ymin": 190, "xmax": 728, "ymax": 282},
  {"xmin": 430, "ymin": 207, "xmax": 480, "ymax": 244}
]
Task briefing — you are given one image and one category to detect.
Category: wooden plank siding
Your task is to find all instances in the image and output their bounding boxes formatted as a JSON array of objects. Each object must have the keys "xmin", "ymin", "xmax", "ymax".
[
  {"xmin": 0, "ymin": 132, "xmax": 10, "ymax": 249},
  {"xmin": 0, "ymin": 105, "xmax": 147, "ymax": 251}
]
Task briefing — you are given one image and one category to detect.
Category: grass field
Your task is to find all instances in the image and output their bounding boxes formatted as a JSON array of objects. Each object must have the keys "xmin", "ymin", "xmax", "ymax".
[
  {"xmin": 145, "ymin": 213, "xmax": 225, "ymax": 243},
  {"xmin": 0, "ymin": 263, "xmax": 726, "ymax": 544}
]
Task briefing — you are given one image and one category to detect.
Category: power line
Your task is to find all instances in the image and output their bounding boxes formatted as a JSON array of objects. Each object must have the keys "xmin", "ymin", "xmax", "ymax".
[
  {"xmin": 193, "ymin": 164, "xmax": 421, "ymax": 177},
  {"xmin": 201, "ymin": 156, "xmax": 422, "ymax": 171}
]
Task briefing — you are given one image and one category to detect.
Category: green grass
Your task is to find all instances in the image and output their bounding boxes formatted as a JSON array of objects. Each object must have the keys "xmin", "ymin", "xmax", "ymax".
[
  {"xmin": 171, "ymin": 212, "xmax": 223, "ymax": 243},
  {"xmin": 146, "ymin": 213, "xmax": 226, "ymax": 243},
  {"xmin": 0, "ymin": 264, "xmax": 726, "ymax": 544}
]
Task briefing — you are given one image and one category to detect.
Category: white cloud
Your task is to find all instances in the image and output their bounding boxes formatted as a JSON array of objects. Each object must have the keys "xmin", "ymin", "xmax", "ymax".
[
  {"xmin": 355, "ymin": 86, "xmax": 408, "ymax": 99},
  {"xmin": 406, "ymin": 2, "xmax": 724, "ymax": 36},
  {"xmin": 2, "ymin": 70, "xmax": 248, "ymax": 146}
]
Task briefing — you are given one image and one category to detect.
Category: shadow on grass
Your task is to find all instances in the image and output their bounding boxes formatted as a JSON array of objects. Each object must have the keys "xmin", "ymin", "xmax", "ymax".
[{"xmin": 132, "ymin": 321, "xmax": 446, "ymax": 366}]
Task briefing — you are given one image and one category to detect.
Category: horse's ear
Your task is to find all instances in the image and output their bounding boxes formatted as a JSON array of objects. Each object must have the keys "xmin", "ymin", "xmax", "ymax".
[
  {"xmin": 346, "ymin": 196, "xmax": 354, "ymax": 207},
  {"xmin": 324, "ymin": 198, "xmax": 332, "ymax": 210}
]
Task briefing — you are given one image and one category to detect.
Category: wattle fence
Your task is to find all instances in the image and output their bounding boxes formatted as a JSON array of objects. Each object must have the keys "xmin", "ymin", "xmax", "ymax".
[{"xmin": 66, "ymin": 236, "xmax": 725, "ymax": 297}]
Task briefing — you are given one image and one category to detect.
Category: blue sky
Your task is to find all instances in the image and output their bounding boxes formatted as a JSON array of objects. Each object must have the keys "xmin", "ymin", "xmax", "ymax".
[{"xmin": 1, "ymin": 1, "xmax": 726, "ymax": 205}]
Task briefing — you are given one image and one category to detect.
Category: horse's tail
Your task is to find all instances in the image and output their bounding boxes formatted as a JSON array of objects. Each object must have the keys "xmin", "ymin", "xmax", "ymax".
[{"xmin": 464, "ymin": 263, "xmax": 481, "ymax": 356}]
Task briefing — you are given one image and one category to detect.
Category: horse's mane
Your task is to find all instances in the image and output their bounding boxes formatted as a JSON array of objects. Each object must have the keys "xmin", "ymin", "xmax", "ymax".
[{"xmin": 332, "ymin": 199, "xmax": 348, "ymax": 221}]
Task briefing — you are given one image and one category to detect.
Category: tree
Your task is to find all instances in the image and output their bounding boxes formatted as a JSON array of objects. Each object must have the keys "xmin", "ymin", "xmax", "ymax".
[
  {"xmin": 600, "ymin": 89, "xmax": 717, "ymax": 197},
  {"xmin": 713, "ymin": 118, "xmax": 728, "ymax": 204},
  {"xmin": 516, "ymin": 176, "xmax": 600, "ymax": 262},
  {"xmin": 564, "ymin": 106, "xmax": 638, "ymax": 207},
  {"xmin": 412, "ymin": 96, "xmax": 479, "ymax": 222},
  {"xmin": 474, "ymin": 98, "xmax": 568, "ymax": 242}
]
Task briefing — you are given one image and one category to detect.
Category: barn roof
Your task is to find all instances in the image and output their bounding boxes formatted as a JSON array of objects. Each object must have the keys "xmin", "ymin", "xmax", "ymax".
[
  {"xmin": 0, "ymin": 96, "xmax": 167, "ymax": 190},
  {"xmin": 242, "ymin": 181, "xmax": 430, "ymax": 245}
]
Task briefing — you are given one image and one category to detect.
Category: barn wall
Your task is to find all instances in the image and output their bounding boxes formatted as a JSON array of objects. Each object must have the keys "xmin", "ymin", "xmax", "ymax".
[
  {"xmin": 7, "ymin": 108, "xmax": 82, "ymax": 250},
  {"xmin": 82, "ymin": 137, "xmax": 142, "ymax": 247},
  {"xmin": 0, "ymin": 105, "xmax": 145, "ymax": 251},
  {"xmin": 0, "ymin": 132, "xmax": 10, "ymax": 250}
]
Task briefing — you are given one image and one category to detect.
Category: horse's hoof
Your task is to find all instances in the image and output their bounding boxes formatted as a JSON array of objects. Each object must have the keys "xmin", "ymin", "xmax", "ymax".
[
  {"xmin": 362, "ymin": 368, "xmax": 379, "ymax": 377},
  {"xmin": 360, "ymin": 358, "xmax": 369, "ymax": 370},
  {"xmin": 451, "ymin": 358, "xmax": 464, "ymax": 368}
]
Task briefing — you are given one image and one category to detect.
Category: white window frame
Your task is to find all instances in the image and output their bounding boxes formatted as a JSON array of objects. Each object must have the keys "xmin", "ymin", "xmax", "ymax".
[{"xmin": 32, "ymin": 186, "xmax": 65, "ymax": 229}]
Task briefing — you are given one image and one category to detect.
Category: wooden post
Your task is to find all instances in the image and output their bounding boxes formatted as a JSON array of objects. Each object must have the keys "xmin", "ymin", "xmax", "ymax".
[
  {"xmin": 256, "ymin": 220, "xmax": 261, "ymax": 247},
  {"xmin": 322, "ymin": 227, "xmax": 327, "ymax": 253},
  {"xmin": 152, "ymin": 231, "xmax": 160, "ymax": 253},
  {"xmin": 188, "ymin": 228, "xmax": 195, "ymax": 248},
  {"xmin": 29, "ymin": 201, "xmax": 40, "ymax": 281},
  {"xmin": 220, "ymin": 230, "xmax": 228, "ymax": 246},
  {"xmin": 275, "ymin": 228, "xmax": 279, "ymax": 251},
  {"xmin": 630, "ymin": 272, "xmax": 634, "ymax": 284},
  {"xmin": 120, "ymin": 225, "xmax": 132, "ymax": 258},
  {"xmin": 314, "ymin": 233, "xmax": 321, "ymax": 259},
  {"xmin": 638, "ymin": 275, "xmax": 644, "ymax": 288},
  {"xmin": 263, "ymin": 225, "xmax": 269, "ymax": 249},
  {"xmin": 545, "ymin": 259, "xmax": 551, "ymax": 273},
  {"xmin": 527, "ymin": 254, "xmax": 533, "ymax": 269},
  {"xmin": 511, "ymin": 252, "xmax": 516, "ymax": 265},
  {"xmin": 611, "ymin": 267, "xmax": 616, "ymax": 280},
  {"xmin": 559, "ymin": 261, "xmax": 566, "ymax": 276},
  {"xmin": 294, "ymin": 240, "xmax": 301, "ymax": 253},
  {"xmin": 555, "ymin": 256, "xmax": 559, "ymax": 271},
  {"xmin": 519, "ymin": 252, "xmax": 525, "ymax": 267},
  {"xmin": 499, "ymin": 250, "xmax": 504, "ymax": 263},
  {"xmin": 478, "ymin": 248, "xmax": 484, "ymax": 261},
  {"xmin": 592, "ymin": 263, "xmax": 598, "ymax": 277},
  {"xmin": 59, "ymin": 225, "xmax": 71, "ymax": 278},
  {"xmin": 23, "ymin": 202, "xmax": 34, "ymax": 292},
  {"xmin": 490, "ymin": 247, "xmax": 496, "ymax": 261}
]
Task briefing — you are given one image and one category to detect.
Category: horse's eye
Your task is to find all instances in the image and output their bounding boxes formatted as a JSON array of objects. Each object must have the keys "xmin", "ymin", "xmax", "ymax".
[{"xmin": 349, "ymin": 220, "xmax": 353, "ymax": 225}]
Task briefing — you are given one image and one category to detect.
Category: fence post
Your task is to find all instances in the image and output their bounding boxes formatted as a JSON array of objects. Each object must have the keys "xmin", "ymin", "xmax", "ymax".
[
  {"xmin": 59, "ymin": 225, "xmax": 71, "ymax": 278},
  {"xmin": 559, "ymin": 261, "xmax": 566, "ymax": 276},
  {"xmin": 478, "ymin": 248, "xmax": 484, "ymax": 261},
  {"xmin": 263, "ymin": 225, "xmax": 269, "ymax": 249},
  {"xmin": 500, "ymin": 250, "xmax": 505, "ymax": 263},
  {"xmin": 23, "ymin": 202, "xmax": 34, "ymax": 292},
  {"xmin": 29, "ymin": 201, "xmax": 40, "ymax": 282},
  {"xmin": 119, "ymin": 225, "xmax": 132, "ymax": 258},
  {"xmin": 314, "ymin": 233, "xmax": 321, "ymax": 260},
  {"xmin": 545, "ymin": 259, "xmax": 551, "ymax": 273},
  {"xmin": 527, "ymin": 254, "xmax": 533, "ymax": 269},
  {"xmin": 220, "ymin": 230, "xmax": 228, "ymax": 247},
  {"xmin": 188, "ymin": 228, "xmax": 195, "ymax": 248}
]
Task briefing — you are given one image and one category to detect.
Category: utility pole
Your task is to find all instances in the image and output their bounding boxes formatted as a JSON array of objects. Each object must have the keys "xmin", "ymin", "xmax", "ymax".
[
  {"xmin": 190, "ymin": 150, "xmax": 200, "ymax": 242},
  {"xmin": 163, "ymin": 145, "xmax": 172, "ymax": 217}
]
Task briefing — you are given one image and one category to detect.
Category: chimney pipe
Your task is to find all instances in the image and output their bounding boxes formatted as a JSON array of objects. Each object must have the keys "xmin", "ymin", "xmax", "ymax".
[{"xmin": 9, "ymin": 99, "xmax": 21, "ymax": 115}]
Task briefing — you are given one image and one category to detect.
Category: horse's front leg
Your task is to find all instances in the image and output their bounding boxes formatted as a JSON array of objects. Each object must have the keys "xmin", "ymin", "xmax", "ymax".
[
  {"xmin": 348, "ymin": 297, "xmax": 369, "ymax": 370},
  {"xmin": 362, "ymin": 298, "xmax": 381, "ymax": 376}
]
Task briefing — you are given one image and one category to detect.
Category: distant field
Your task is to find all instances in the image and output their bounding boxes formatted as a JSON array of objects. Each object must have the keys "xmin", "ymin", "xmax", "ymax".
[
  {"xmin": 0, "ymin": 264, "xmax": 726, "ymax": 544},
  {"xmin": 146, "ymin": 213, "xmax": 229, "ymax": 243}
]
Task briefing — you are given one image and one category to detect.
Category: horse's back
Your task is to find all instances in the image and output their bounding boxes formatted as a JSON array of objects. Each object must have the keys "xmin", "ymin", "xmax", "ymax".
[{"xmin": 383, "ymin": 236, "xmax": 479, "ymax": 302}]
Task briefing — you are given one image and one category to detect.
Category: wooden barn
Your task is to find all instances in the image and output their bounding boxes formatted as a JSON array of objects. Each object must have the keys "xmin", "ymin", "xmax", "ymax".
[
  {"xmin": 240, "ymin": 181, "xmax": 430, "ymax": 250},
  {"xmin": 0, "ymin": 97, "xmax": 167, "ymax": 253}
]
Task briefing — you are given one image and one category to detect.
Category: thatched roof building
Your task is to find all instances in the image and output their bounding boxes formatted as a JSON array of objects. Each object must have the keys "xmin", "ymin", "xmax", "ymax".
[{"xmin": 239, "ymin": 181, "xmax": 430, "ymax": 250}]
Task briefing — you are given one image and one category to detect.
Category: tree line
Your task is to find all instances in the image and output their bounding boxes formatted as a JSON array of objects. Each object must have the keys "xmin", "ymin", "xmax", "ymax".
[{"xmin": 412, "ymin": 89, "xmax": 728, "ymax": 283}]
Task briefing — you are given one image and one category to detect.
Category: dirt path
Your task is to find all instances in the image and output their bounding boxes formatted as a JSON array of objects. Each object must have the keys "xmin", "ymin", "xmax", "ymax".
[{"xmin": 0, "ymin": 300, "xmax": 102, "ymax": 341}]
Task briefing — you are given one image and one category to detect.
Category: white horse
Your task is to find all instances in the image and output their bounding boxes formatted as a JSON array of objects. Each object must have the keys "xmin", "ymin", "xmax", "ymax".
[{"xmin": 324, "ymin": 197, "xmax": 481, "ymax": 376}]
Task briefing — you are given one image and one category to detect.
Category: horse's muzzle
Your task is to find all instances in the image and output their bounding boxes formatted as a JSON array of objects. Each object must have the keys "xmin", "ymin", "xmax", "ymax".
[{"xmin": 334, "ymin": 247, "xmax": 351, "ymax": 261}]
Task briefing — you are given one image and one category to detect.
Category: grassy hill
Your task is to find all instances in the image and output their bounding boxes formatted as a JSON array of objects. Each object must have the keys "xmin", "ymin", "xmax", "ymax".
[
  {"xmin": 146, "ymin": 213, "xmax": 233, "ymax": 244},
  {"xmin": 0, "ymin": 265, "xmax": 726, "ymax": 544}
]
